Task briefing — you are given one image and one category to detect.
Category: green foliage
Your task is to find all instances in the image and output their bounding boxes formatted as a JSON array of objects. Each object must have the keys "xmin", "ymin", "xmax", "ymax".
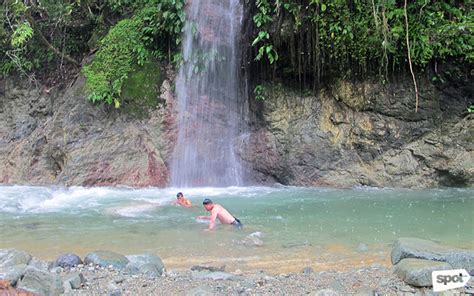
[
  {"xmin": 254, "ymin": 84, "xmax": 267, "ymax": 101},
  {"xmin": 10, "ymin": 21, "xmax": 33, "ymax": 48},
  {"xmin": 82, "ymin": 0, "xmax": 185, "ymax": 106},
  {"xmin": 468, "ymin": 105, "xmax": 474, "ymax": 113},
  {"xmin": 251, "ymin": 0, "xmax": 473, "ymax": 87},
  {"xmin": 252, "ymin": 0, "xmax": 278, "ymax": 64},
  {"xmin": 83, "ymin": 17, "xmax": 145, "ymax": 106}
]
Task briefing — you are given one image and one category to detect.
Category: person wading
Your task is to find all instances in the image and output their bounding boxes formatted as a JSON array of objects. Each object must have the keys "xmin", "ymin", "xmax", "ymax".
[{"xmin": 197, "ymin": 199, "xmax": 242, "ymax": 230}]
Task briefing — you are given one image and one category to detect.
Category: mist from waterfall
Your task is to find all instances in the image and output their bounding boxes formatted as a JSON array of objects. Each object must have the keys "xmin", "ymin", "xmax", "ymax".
[{"xmin": 170, "ymin": 0, "xmax": 245, "ymax": 187}]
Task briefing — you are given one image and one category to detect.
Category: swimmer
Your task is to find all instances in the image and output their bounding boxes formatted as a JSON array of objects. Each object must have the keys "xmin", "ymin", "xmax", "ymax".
[
  {"xmin": 196, "ymin": 198, "xmax": 243, "ymax": 230},
  {"xmin": 175, "ymin": 192, "xmax": 193, "ymax": 207}
]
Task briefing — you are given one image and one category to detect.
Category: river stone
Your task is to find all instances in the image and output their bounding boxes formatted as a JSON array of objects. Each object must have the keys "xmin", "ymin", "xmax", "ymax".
[
  {"xmin": 17, "ymin": 266, "xmax": 64, "ymax": 296},
  {"xmin": 302, "ymin": 266, "xmax": 314, "ymax": 275},
  {"xmin": 393, "ymin": 258, "xmax": 452, "ymax": 287},
  {"xmin": 55, "ymin": 253, "xmax": 83, "ymax": 268},
  {"xmin": 0, "ymin": 249, "xmax": 32, "ymax": 268},
  {"xmin": 0, "ymin": 264, "xmax": 28, "ymax": 286},
  {"xmin": 63, "ymin": 272, "xmax": 85, "ymax": 289},
  {"xmin": 84, "ymin": 251, "xmax": 129, "ymax": 270},
  {"xmin": 28, "ymin": 258, "xmax": 49, "ymax": 271},
  {"xmin": 125, "ymin": 254, "xmax": 164, "ymax": 277},
  {"xmin": 391, "ymin": 237, "xmax": 474, "ymax": 273},
  {"xmin": 192, "ymin": 271, "xmax": 236, "ymax": 281},
  {"xmin": 191, "ymin": 265, "xmax": 225, "ymax": 272},
  {"xmin": 309, "ymin": 289, "xmax": 339, "ymax": 296},
  {"xmin": 186, "ymin": 286, "xmax": 215, "ymax": 296}
]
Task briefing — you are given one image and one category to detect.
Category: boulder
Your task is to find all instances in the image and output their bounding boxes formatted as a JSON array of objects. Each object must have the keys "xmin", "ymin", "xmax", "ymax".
[
  {"xmin": 84, "ymin": 251, "xmax": 129, "ymax": 270},
  {"xmin": 0, "ymin": 249, "xmax": 32, "ymax": 285},
  {"xmin": 124, "ymin": 254, "xmax": 165, "ymax": 277},
  {"xmin": 55, "ymin": 253, "xmax": 83, "ymax": 268},
  {"xmin": 0, "ymin": 249, "xmax": 32, "ymax": 267},
  {"xmin": 16, "ymin": 266, "xmax": 64, "ymax": 296},
  {"xmin": 0, "ymin": 264, "xmax": 28, "ymax": 286},
  {"xmin": 393, "ymin": 258, "xmax": 452, "ymax": 287},
  {"xmin": 391, "ymin": 238, "xmax": 474, "ymax": 273}
]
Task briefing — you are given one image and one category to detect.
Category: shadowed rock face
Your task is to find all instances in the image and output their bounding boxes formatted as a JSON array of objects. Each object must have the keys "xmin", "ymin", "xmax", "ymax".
[
  {"xmin": 0, "ymin": 68, "xmax": 174, "ymax": 187},
  {"xmin": 238, "ymin": 78, "xmax": 473, "ymax": 188},
  {"xmin": 0, "ymin": 69, "xmax": 471, "ymax": 188}
]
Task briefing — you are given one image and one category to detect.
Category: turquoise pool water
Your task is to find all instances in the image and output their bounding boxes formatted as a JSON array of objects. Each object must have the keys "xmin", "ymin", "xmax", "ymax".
[{"xmin": 0, "ymin": 185, "xmax": 472, "ymax": 272}]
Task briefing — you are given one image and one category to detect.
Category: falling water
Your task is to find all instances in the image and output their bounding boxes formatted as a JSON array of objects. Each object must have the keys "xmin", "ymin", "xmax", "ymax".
[{"xmin": 171, "ymin": 0, "xmax": 245, "ymax": 187}]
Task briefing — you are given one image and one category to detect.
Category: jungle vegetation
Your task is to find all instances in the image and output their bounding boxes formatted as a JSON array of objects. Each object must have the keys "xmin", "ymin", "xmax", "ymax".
[{"xmin": 1, "ymin": 0, "xmax": 472, "ymax": 108}]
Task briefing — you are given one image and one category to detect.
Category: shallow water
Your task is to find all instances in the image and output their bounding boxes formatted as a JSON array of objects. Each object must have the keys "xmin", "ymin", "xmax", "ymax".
[{"xmin": 0, "ymin": 185, "xmax": 472, "ymax": 273}]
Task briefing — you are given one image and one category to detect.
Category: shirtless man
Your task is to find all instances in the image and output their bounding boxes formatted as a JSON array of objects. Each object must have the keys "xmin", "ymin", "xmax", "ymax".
[
  {"xmin": 197, "ymin": 199, "xmax": 242, "ymax": 230},
  {"xmin": 175, "ymin": 192, "xmax": 192, "ymax": 207}
]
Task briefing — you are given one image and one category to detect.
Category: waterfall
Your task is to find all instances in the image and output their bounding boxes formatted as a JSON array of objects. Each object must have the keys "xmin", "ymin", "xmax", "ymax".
[{"xmin": 170, "ymin": 0, "xmax": 246, "ymax": 187}]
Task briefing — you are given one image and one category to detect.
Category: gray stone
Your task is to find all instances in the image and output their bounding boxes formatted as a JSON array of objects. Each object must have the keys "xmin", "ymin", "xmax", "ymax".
[
  {"xmin": 55, "ymin": 253, "xmax": 83, "ymax": 268},
  {"xmin": 309, "ymin": 288, "xmax": 339, "ymax": 296},
  {"xmin": 191, "ymin": 265, "xmax": 225, "ymax": 272},
  {"xmin": 186, "ymin": 286, "xmax": 215, "ymax": 296},
  {"xmin": 108, "ymin": 282, "xmax": 121, "ymax": 296},
  {"xmin": 393, "ymin": 258, "xmax": 452, "ymax": 287},
  {"xmin": 84, "ymin": 251, "xmax": 129, "ymax": 270},
  {"xmin": 17, "ymin": 266, "xmax": 64, "ymax": 296},
  {"xmin": 0, "ymin": 264, "xmax": 27, "ymax": 286},
  {"xmin": 192, "ymin": 271, "xmax": 236, "ymax": 281},
  {"xmin": 28, "ymin": 258, "xmax": 50, "ymax": 271},
  {"xmin": 302, "ymin": 266, "xmax": 314, "ymax": 275},
  {"xmin": 391, "ymin": 237, "xmax": 474, "ymax": 273},
  {"xmin": 125, "ymin": 254, "xmax": 165, "ymax": 277},
  {"xmin": 0, "ymin": 249, "xmax": 32, "ymax": 268},
  {"xmin": 63, "ymin": 272, "xmax": 85, "ymax": 289}
]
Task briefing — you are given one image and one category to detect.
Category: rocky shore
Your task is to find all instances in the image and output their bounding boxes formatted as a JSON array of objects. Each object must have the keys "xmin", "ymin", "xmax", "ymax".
[{"xmin": 1, "ymin": 237, "xmax": 473, "ymax": 295}]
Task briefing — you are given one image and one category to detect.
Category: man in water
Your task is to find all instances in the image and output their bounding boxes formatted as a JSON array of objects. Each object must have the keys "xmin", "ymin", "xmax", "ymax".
[
  {"xmin": 175, "ymin": 192, "xmax": 192, "ymax": 207},
  {"xmin": 197, "ymin": 199, "xmax": 242, "ymax": 230}
]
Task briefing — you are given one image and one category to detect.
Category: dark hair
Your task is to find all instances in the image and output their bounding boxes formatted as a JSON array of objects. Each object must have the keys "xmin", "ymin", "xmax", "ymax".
[
  {"xmin": 176, "ymin": 192, "xmax": 183, "ymax": 197},
  {"xmin": 202, "ymin": 198, "xmax": 213, "ymax": 205}
]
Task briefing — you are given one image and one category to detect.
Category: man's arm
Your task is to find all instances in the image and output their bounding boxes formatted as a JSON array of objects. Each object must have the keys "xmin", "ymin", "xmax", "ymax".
[
  {"xmin": 208, "ymin": 209, "xmax": 218, "ymax": 230},
  {"xmin": 197, "ymin": 215, "xmax": 210, "ymax": 219}
]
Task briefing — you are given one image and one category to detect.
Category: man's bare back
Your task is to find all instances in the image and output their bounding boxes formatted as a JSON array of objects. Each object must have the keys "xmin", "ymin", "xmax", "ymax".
[{"xmin": 197, "ymin": 199, "xmax": 242, "ymax": 230}]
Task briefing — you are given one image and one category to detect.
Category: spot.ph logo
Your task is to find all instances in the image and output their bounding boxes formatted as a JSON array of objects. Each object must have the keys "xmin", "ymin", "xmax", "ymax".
[{"xmin": 432, "ymin": 269, "xmax": 471, "ymax": 292}]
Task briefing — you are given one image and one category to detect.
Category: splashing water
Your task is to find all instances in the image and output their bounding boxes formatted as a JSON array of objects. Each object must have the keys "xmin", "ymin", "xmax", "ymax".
[{"xmin": 170, "ymin": 0, "xmax": 246, "ymax": 187}]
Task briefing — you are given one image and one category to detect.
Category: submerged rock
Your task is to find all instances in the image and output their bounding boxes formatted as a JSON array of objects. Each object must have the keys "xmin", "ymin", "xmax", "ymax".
[
  {"xmin": 84, "ymin": 251, "xmax": 129, "ymax": 270},
  {"xmin": 238, "ymin": 232, "xmax": 264, "ymax": 247},
  {"xmin": 392, "ymin": 258, "xmax": 451, "ymax": 287}
]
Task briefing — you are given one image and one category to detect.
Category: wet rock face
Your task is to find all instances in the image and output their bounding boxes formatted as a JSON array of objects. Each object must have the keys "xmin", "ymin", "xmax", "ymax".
[
  {"xmin": 0, "ymin": 67, "xmax": 174, "ymax": 187},
  {"xmin": 240, "ymin": 78, "xmax": 473, "ymax": 188}
]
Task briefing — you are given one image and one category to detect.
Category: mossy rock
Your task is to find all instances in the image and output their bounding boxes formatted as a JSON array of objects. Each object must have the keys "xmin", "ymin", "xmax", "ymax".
[{"xmin": 120, "ymin": 60, "xmax": 163, "ymax": 119}]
